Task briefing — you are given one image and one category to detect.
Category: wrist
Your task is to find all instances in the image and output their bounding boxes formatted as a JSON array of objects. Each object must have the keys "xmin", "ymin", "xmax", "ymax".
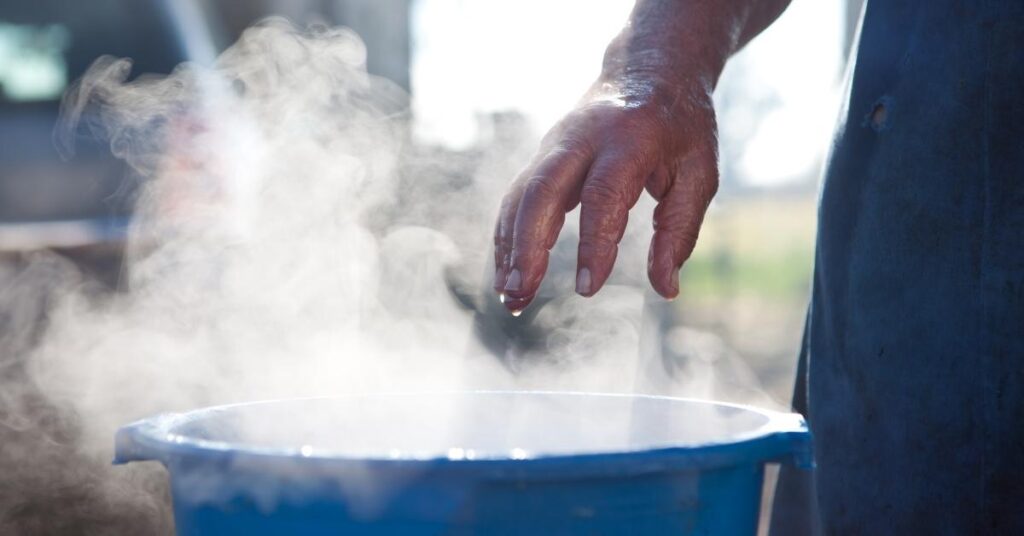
[
  {"xmin": 602, "ymin": 38, "xmax": 723, "ymax": 93},
  {"xmin": 598, "ymin": 0, "xmax": 755, "ymax": 97},
  {"xmin": 589, "ymin": 46, "xmax": 716, "ymax": 120}
]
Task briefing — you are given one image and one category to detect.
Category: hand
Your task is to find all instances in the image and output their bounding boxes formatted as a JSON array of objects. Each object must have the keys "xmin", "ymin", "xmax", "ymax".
[{"xmin": 493, "ymin": 75, "xmax": 720, "ymax": 314}]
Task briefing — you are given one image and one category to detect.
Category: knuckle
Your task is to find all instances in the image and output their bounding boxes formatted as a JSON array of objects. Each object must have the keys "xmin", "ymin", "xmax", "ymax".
[
  {"xmin": 579, "ymin": 235, "xmax": 618, "ymax": 256},
  {"xmin": 705, "ymin": 174, "xmax": 720, "ymax": 202},
  {"xmin": 550, "ymin": 137, "xmax": 593, "ymax": 160},
  {"xmin": 601, "ymin": 142, "xmax": 649, "ymax": 174},
  {"xmin": 539, "ymin": 128, "xmax": 561, "ymax": 147},
  {"xmin": 559, "ymin": 107, "xmax": 606, "ymax": 137},
  {"xmin": 652, "ymin": 209, "xmax": 686, "ymax": 233},
  {"xmin": 700, "ymin": 157, "xmax": 720, "ymax": 203},
  {"xmin": 580, "ymin": 180, "xmax": 626, "ymax": 209},
  {"xmin": 671, "ymin": 223, "xmax": 701, "ymax": 250},
  {"xmin": 523, "ymin": 175, "xmax": 560, "ymax": 202},
  {"xmin": 628, "ymin": 149, "xmax": 652, "ymax": 176},
  {"xmin": 499, "ymin": 192, "xmax": 519, "ymax": 216},
  {"xmin": 652, "ymin": 203, "xmax": 702, "ymax": 243}
]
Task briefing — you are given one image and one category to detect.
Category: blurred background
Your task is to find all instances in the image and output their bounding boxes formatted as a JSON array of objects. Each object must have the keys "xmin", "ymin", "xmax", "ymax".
[
  {"xmin": 0, "ymin": 0, "xmax": 863, "ymax": 533},
  {"xmin": 1, "ymin": 0, "xmax": 862, "ymax": 402}
]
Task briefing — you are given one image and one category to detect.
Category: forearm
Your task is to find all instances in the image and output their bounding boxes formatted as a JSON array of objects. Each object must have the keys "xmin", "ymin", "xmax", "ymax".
[{"xmin": 599, "ymin": 0, "xmax": 791, "ymax": 93}]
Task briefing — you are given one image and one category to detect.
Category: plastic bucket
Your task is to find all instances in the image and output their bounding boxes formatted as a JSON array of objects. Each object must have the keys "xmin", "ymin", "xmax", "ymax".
[{"xmin": 115, "ymin": 391, "xmax": 812, "ymax": 535}]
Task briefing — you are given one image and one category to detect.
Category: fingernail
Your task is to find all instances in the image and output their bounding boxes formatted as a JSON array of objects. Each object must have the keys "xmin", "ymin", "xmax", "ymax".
[
  {"xmin": 510, "ymin": 309, "xmax": 523, "ymax": 317},
  {"xmin": 669, "ymin": 266, "xmax": 680, "ymax": 298},
  {"xmin": 504, "ymin": 269, "xmax": 523, "ymax": 292},
  {"xmin": 498, "ymin": 292, "xmax": 506, "ymax": 304},
  {"xmin": 576, "ymin": 267, "xmax": 592, "ymax": 295}
]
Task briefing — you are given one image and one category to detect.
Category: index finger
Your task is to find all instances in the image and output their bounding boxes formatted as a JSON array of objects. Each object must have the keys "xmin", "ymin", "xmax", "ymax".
[{"xmin": 500, "ymin": 143, "xmax": 593, "ymax": 313}]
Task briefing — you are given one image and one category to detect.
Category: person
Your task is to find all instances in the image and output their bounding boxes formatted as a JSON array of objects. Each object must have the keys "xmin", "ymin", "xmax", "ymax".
[{"xmin": 492, "ymin": 0, "xmax": 1024, "ymax": 533}]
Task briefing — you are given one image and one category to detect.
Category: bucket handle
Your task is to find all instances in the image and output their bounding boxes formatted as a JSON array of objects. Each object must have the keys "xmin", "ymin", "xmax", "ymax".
[
  {"xmin": 764, "ymin": 412, "xmax": 814, "ymax": 470},
  {"xmin": 113, "ymin": 413, "xmax": 181, "ymax": 465}
]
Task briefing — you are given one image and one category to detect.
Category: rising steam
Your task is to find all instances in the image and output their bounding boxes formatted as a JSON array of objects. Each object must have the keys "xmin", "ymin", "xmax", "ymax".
[{"xmin": 0, "ymin": 19, "xmax": 773, "ymax": 532}]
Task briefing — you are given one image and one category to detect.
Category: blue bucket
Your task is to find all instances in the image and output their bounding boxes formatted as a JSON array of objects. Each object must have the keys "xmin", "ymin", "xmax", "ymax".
[{"xmin": 115, "ymin": 391, "xmax": 812, "ymax": 535}]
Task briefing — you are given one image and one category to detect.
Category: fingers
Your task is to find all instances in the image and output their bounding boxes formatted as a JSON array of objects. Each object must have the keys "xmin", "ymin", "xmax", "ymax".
[
  {"xmin": 645, "ymin": 163, "xmax": 673, "ymax": 201},
  {"xmin": 497, "ymin": 143, "xmax": 593, "ymax": 313},
  {"xmin": 647, "ymin": 147, "xmax": 718, "ymax": 299},
  {"xmin": 493, "ymin": 182, "xmax": 524, "ymax": 294},
  {"xmin": 576, "ymin": 153, "xmax": 652, "ymax": 297}
]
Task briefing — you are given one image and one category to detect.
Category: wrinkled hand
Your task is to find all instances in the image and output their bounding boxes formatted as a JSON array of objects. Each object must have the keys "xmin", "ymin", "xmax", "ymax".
[{"xmin": 493, "ymin": 77, "xmax": 719, "ymax": 314}]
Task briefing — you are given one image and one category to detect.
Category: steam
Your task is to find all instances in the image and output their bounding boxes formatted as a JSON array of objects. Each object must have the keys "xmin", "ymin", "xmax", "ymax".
[{"xmin": 1, "ymin": 18, "xmax": 776, "ymax": 532}]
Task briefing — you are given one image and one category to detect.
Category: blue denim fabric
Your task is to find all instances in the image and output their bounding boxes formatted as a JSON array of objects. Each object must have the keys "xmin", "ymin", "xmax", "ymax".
[{"xmin": 771, "ymin": 1, "xmax": 1024, "ymax": 534}]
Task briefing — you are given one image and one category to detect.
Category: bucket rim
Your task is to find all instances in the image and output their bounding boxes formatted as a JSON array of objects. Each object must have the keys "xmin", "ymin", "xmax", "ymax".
[{"xmin": 115, "ymin": 390, "xmax": 814, "ymax": 474}]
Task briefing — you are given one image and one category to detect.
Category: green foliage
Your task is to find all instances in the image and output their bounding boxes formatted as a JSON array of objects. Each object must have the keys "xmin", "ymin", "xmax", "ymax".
[{"xmin": 679, "ymin": 246, "xmax": 813, "ymax": 300}]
